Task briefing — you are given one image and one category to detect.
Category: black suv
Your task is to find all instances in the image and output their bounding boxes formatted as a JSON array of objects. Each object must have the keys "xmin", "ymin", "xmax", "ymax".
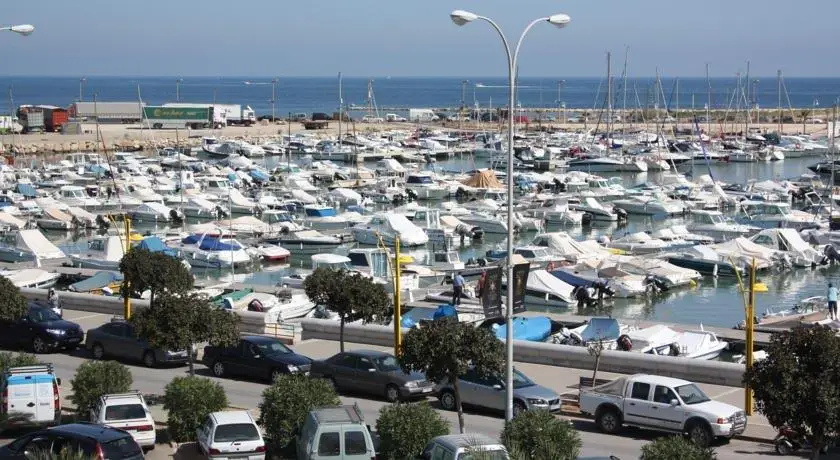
[
  {"xmin": 0, "ymin": 423, "xmax": 144, "ymax": 460},
  {"xmin": 0, "ymin": 305, "xmax": 84, "ymax": 353}
]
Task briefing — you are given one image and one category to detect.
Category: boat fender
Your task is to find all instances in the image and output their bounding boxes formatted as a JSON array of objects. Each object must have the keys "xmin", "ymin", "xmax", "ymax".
[
  {"xmin": 669, "ymin": 343, "xmax": 681, "ymax": 356},
  {"xmin": 617, "ymin": 334, "xmax": 633, "ymax": 352},
  {"xmin": 568, "ymin": 331, "xmax": 584, "ymax": 346}
]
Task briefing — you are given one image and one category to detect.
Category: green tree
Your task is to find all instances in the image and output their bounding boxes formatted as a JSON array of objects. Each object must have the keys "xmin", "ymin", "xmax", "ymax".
[
  {"xmin": 744, "ymin": 326, "xmax": 840, "ymax": 459},
  {"xmin": 303, "ymin": 268, "xmax": 391, "ymax": 352},
  {"xmin": 130, "ymin": 293, "xmax": 239, "ymax": 376},
  {"xmin": 163, "ymin": 376, "xmax": 228, "ymax": 443},
  {"xmin": 501, "ymin": 409, "xmax": 581, "ymax": 460},
  {"xmin": 69, "ymin": 360, "xmax": 133, "ymax": 419},
  {"xmin": 0, "ymin": 352, "xmax": 40, "ymax": 373},
  {"xmin": 376, "ymin": 403, "xmax": 449, "ymax": 460},
  {"xmin": 640, "ymin": 435, "xmax": 717, "ymax": 460},
  {"xmin": 400, "ymin": 317, "xmax": 504, "ymax": 434},
  {"xmin": 257, "ymin": 373, "xmax": 340, "ymax": 450},
  {"xmin": 119, "ymin": 247, "xmax": 193, "ymax": 304},
  {"xmin": 0, "ymin": 276, "xmax": 28, "ymax": 322}
]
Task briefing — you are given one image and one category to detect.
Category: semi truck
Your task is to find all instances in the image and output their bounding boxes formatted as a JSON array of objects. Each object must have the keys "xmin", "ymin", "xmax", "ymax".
[
  {"xmin": 142, "ymin": 106, "xmax": 225, "ymax": 129},
  {"xmin": 40, "ymin": 106, "xmax": 69, "ymax": 132},
  {"xmin": 162, "ymin": 103, "xmax": 256, "ymax": 126},
  {"xmin": 16, "ymin": 106, "xmax": 45, "ymax": 133},
  {"xmin": 69, "ymin": 102, "xmax": 146, "ymax": 123}
]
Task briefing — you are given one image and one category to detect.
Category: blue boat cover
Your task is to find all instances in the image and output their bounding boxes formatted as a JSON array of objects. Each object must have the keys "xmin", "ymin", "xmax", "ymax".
[
  {"xmin": 199, "ymin": 238, "xmax": 241, "ymax": 251},
  {"xmin": 137, "ymin": 236, "xmax": 179, "ymax": 257},
  {"xmin": 305, "ymin": 207, "xmax": 337, "ymax": 217},
  {"xmin": 345, "ymin": 205, "xmax": 367, "ymax": 214},
  {"xmin": 69, "ymin": 271, "xmax": 123, "ymax": 293},
  {"xmin": 433, "ymin": 304, "xmax": 457, "ymax": 320},
  {"xmin": 227, "ymin": 172, "xmax": 238, "ymax": 182},
  {"xmin": 182, "ymin": 234, "xmax": 201, "ymax": 244},
  {"xmin": 15, "ymin": 183, "xmax": 36, "ymax": 198},
  {"xmin": 249, "ymin": 169, "xmax": 269, "ymax": 182},
  {"xmin": 580, "ymin": 317, "xmax": 621, "ymax": 342},
  {"xmin": 494, "ymin": 316, "xmax": 552, "ymax": 342},
  {"xmin": 87, "ymin": 165, "xmax": 108, "ymax": 176},
  {"xmin": 400, "ymin": 305, "xmax": 456, "ymax": 328}
]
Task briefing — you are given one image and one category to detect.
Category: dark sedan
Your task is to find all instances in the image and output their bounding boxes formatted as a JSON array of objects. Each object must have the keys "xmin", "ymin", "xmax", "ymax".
[
  {"xmin": 203, "ymin": 336, "xmax": 312, "ymax": 382},
  {"xmin": 310, "ymin": 350, "xmax": 434, "ymax": 402},
  {"xmin": 85, "ymin": 318, "xmax": 189, "ymax": 367},
  {"xmin": 0, "ymin": 305, "xmax": 84, "ymax": 353}
]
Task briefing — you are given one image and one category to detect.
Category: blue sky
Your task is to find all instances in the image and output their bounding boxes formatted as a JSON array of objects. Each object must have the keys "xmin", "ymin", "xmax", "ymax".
[{"xmin": 1, "ymin": 0, "xmax": 837, "ymax": 77}]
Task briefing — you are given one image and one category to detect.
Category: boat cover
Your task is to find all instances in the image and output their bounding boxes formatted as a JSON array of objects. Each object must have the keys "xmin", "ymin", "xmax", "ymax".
[
  {"xmin": 43, "ymin": 207, "xmax": 72, "ymax": 222},
  {"xmin": 66, "ymin": 206, "xmax": 97, "ymax": 224},
  {"xmin": 228, "ymin": 188, "xmax": 257, "ymax": 208},
  {"xmin": 713, "ymin": 237, "xmax": 776, "ymax": 261},
  {"xmin": 400, "ymin": 307, "xmax": 436, "ymax": 328},
  {"xmin": 329, "ymin": 188, "xmax": 363, "ymax": 204},
  {"xmin": 527, "ymin": 269, "xmax": 574, "ymax": 303},
  {"xmin": 218, "ymin": 216, "xmax": 270, "ymax": 234},
  {"xmin": 137, "ymin": 236, "xmax": 179, "ymax": 257},
  {"xmin": 0, "ymin": 212, "xmax": 26, "ymax": 230},
  {"xmin": 199, "ymin": 238, "xmax": 242, "ymax": 251},
  {"xmin": 188, "ymin": 196, "xmax": 217, "ymax": 211},
  {"xmin": 581, "ymin": 317, "xmax": 621, "ymax": 342},
  {"xmin": 433, "ymin": 304, "xmax": 457, "ymax": 320},
  {"xmin": 15, "ymin": 183, "xmax": 36, "ymax": 198},
  {"xmin": 461, "ymin": 170, "xmax": 503, "ymax": 189},
  {"xmin": 249, "ymin": 169, "xmax": 269, "ymax": 182},
  {"xmin": 494, "ymin": 316, "xmax": 552, "ymax": 341},
  {"xmin": 626, "ymin": 325, "xmax": 679, "ymax": 350},
  {"xmin": 136, "ymin": 202, "xmax": 173, "ymax": 216},
  {"xmin": 69, "ymin": 271, "xmax": 123, "ymax": 293},
  {"xmin": 291, "ymin": 189, "xmax": 318, "ymax": 204},
  {"xmin": 17, "ymin": 229, "xmax": 65, "ymax": 259}
]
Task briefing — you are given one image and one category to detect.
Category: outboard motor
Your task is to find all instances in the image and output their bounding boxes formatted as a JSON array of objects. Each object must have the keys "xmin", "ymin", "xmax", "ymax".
[
  {"xmin": 614, "ymin": 208, "xmax": 628, "ymax": 222},
  {"xmin": 582, "ymin": 213, "xmax": 593, "ymax": 226},
  {"xmin": 215, "ymin": 205, "xmax": 229, "ymax": 219},
  {"xmin": 405, "ymin": 189, "xmax": 418, "ymax": 202},
  {"xmin": 669, "ymin": 343, "xmax": 682, "ymax": 356},
  {"xmin": 824, "ymin": 245, "xmax": 840, "ymax": 265},
  {"xmin": 616, "ymin": 334, "xmax": 633, "ymax": 352},
  {"xmin": 95, "ymin": 214, "xmax": 111, "ymax": 231},
  {"xmin": 169, "ymin": 209, "xmax": 184, "ymax": 225},
  {"xmin": 644, "ymin": 274, "xmax": 669, "ymax": 293}
]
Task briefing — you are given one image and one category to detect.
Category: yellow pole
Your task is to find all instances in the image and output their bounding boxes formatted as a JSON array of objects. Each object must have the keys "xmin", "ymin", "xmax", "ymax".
[
  {"xmin": 393, "ymin": 236, "xmax": 402, "ymax": 356},
  {"xmin": 744, "ymin": 258, "xmax": 755, "ymax": 415},
  {"xmin": 123, "ymin": 217, "xmax": 132, "ymax": 319}
]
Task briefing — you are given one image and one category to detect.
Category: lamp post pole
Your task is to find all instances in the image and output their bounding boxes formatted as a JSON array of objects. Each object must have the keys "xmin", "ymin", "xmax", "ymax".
[
  {"xmin": 176, "ymin": 78, "xmax": 183, "ymax": 102},
  {"xmin": 450, "ymin": 9, "xmax": 570, "ymax": 422},
  {"xmin": 79, "ymin": 78, "xmax": 86, "ymax": 102},
  {"xmin": 271, "ymin": 78, "xmax": 278, "ymax": 122}
]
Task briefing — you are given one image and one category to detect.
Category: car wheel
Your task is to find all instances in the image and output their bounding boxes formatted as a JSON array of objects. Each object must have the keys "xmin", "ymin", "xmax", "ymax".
[
  {"xmin": 91, "ymin": 343, "xmax": 105, "ymax": 359},
  {"xmin": 142, "ymin": 351, "xmax": 157, "ymax": 368},
  {"xmin": 595, "ymin": 407, "xmax": 621, "ymax": 434},
  {"xmin": 439, "ymin": 390, "xmax": 457, "ymax": 411},
  {"xmin": 385, "ymin": 384, "xmax": 400, "ymax": 403},
  {"xmin": 687, "ymin": 422, "xmax": 713, "ymax": 448},
  {"xmin": 270, "ymin": 369, "xmax": 284, "ymax": 382},
  {"xmin": 513, "ymin": 400, "xmax": 527, "ymax": 417},
  {"xmin": 32, "ymin": 337, "xmax": 48, "ymax": 354},
  {"xmin": 212, "ymin": 361, "xmax": 225, "ymax": 378}
]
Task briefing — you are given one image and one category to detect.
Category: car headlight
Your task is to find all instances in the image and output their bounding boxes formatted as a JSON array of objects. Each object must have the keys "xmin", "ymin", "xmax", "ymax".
[
  {"xmin": 287, "ymin": 364, "xmax": 299, "ymax": 372},
  {"xmin": 46, "ymin": 329, "xmax": 66, "ymax": 336},
  {"xmin": 716, "ymin": 416, "xmax": 732, "ymax": 424},
  {"xmin": 404, "ymin": 381, "xmax": 419, "ymax": 388},
  {"xmin": 526, "ymin": 398, "xmax": 547, "ymax": 405}
]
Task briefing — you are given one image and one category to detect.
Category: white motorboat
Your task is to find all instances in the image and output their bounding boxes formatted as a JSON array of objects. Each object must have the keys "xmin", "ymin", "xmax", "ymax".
[
  {"xmin": 37, "ymin": 207, "xmax": 74, "ymax": 230},
  {"xmin": 351, "ymin": 213, "xmax": 428, "ymax": 247},
  {"xmin": 69, "ymin": 235, "xmax": 126, "ymax": 270},
  {"xmin": 510, "ymin": 269, "xmax": 575, "ymax": 307},
  {"xmin": 204, "ymin": 140, "xmax": 266, "ymax": 158},
  {"xmin": 248, "ymin": 244, "xmax": 291, "ymax": 263},
  {"xmin": 606, "ymin": 256, "xmax": 701, "ymax": 288},
  {"xmin": 65, "ymin": 206, "xmax": 98, "ymax": 229},
  {"xmin": 279, "ymin": 253, "xmax": 353, "ymax": 289},
  {"xmin": 512, "ymin": 246, "xmax": 558, "ymax": 268},
  {"xmin": 528, "ymin": 202, "xmax": 584, "ymax": 225},
  {"xmin": 176, "ymin": 196, "xmax": 226, "ymax": 219},
  {"xmin": 264, "ymin": 290, "xmax": 316, "ymax": 322},
  {"xmin": 567, "ymin": 155, "xmax": 648, "ymax": 173},
  {"xmin": 0, "ymin": 229, "xmax": 66, "ymax": 264},
  {"xmin": 226, "ymin": 188, "xmax": 260, "ymax": 215},
  {"xmin": 264, "ymin": 229, "xmax": 346, "ymax": 255},
  {"xmin": 130, "ymin": 202, "xmax": 180, "ymax": 222},
  {"xmin": 687, "ymin": 210, "xmax": 759, "ymax": 242},
  {"xmin": 673, "ymin": 328, "xmax": 729, "ymax": 360},
  {"xmin": 612, "ymin": 194, "xmax": 686, "ymax": 216},
  {"xmin": 550, "ymin": 262, "xmax": 651, "ymax": 298},
  {"xmin": 651, "ymin": 225, "xmax": 715, "ymax": 246},
  {"xmin": 606, "ymin": 232, "xmax": 670, "ymax": 255},
  {"xmin": 302, "ymin": 205, "xmax": 349, "ymax": 231},
  {"xmin": 623, "ymin": 324, "xmax": 728, "ymax": 360},
  {"xmin": 57, "ymin": 185, "xmax": 101, "ymax": 209},
  {"xmin": 347, "ymin": 247, "xmax": 420, "ymax": 295},
  {"xmin": 454, "ymin": 211, "xmax": 509, "ymax": 234},
  {"xmin": 405, "ymin": 173, "xmax": 448, "ymax": 200},
  {"xmin": 175, "ymin": 233, "xmax": 253, "ymax": 269},
  {"xmin": 0, "ymin": 268, "xmax": 61, "ymax": 289},
  {"xmin": 570, "ymin": 197, "xmax": 621, "ymax": 222},
  {"xmin": 738, "ymin": 201, "xmax": 823, "ymax": 231},
  {"xmin": 749, "ymin": 228, "xmax": 826, "ymax": 267},
  {"xmin": 550, "ymin": 317, "xmax": 636, "ymax": 349}
]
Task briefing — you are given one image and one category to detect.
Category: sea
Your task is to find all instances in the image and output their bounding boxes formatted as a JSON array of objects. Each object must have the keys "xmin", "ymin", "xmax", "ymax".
[{"xmin": 1, "ymin": 76, "xmax": 839, "ymax": 117}]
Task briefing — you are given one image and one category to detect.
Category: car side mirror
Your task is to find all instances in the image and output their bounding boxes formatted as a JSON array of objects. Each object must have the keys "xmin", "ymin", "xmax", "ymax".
[
  {"xmin": 670, "ymin": 399, "xmax": 679, "ymax": 406},
  {"xmin": 368, "ymin": 368, "xmax": 376, "ymax": 373},
  {"xmin": 253, "ymin": 354, "xmax": 261, "ymax": 359},
  {"xmin": 492, "ymin": 384, "xmax": 503, "ymax": 391},
  {"xmin": 56, "ymin": 378, "xmax": 61, "ymax": 386}
]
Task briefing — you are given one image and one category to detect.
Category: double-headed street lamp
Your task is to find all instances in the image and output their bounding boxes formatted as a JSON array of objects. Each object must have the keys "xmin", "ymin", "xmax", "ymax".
[
  {"xmin": 0, "ymin": 24, "xmax": 34, "ymax": 36},
  {"xmin": 176, "ymin": 78, "xmax": 184, "ymax": 102},
  {"xmin": 450, "ymin": 9, "xmax": 570, "ymax": 422}
]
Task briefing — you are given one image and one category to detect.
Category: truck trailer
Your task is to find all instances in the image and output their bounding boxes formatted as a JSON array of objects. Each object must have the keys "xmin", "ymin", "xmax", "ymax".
[
  {"xmin": 16, "ymin": 106, "xmax": 45, "ymax": 133},
  {"xmin": 69, "ymin": 102, "xmax": 146, "ymax": 123},
  {"xmin": 142, "ymin": 106, "xmax": 225, "ymax": 129},
  {"xmin": 161, "ymin": 103, "xmax": 256, "ymax": 126}
]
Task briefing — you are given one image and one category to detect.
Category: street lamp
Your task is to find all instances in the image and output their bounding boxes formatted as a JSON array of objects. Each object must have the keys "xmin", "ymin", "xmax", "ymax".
[
  {"xmin": 176, "ymin": 78, "xmax": 183, "ymax": 102},
  {"xmin": 271, "ymin": 78, "xmax": 279, "ymax": 122},
  {"xmin": 79, "ymin": 77, "xmax": 86, "ymax": 102},
  {"xmin": 557, "ymin": 80, "xmax": 566, "ymax": 124},
  {"xmin": 0, "ymin": 24, "xmax": 34, "ymax": 36},
  {"xmin": 450, "ymin": 8, "xmax": 570, "ymax": 422}
]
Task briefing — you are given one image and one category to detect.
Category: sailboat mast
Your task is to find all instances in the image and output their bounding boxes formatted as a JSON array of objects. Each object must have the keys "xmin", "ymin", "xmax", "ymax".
[
  {"xmin": 706, "ymin": 64, "xmax": 712, "ymax": 136},
  {"xmin": 338, "ymin": 72, "xmax": 343, "ymax": 145},
  {"xmin": 606, "ymin": 51, "xmax": 611, "ymax": 148},
  {"xmin": 777, "ymin": 70, "xmax": 782, "ymax": 134},
  {"xmin": 831, "ymin": 104, "xmax": 836, "ymax": 217}
]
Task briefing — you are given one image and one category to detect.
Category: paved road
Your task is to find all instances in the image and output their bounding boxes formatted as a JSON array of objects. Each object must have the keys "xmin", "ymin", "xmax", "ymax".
[{"xmin": 8, "ymin": 310, "xmax": 791, "ymax": 459}]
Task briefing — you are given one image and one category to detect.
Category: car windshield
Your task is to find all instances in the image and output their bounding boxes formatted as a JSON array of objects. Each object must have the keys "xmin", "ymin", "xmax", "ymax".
[
  {"xmin": 214, "ymin": 423, "xmax": 260, "ymax": 443},
  {"xmin": 101, "ymin": 436, "xmax": 143, "ymax": 459},
  {"xmin": 675, "ymin": 384, "xmax": 711, "ymax": 405},
  {"xmin": 105, "ymin": 404, "xmax": 146, "ymax": 421},
  {"xmin": 372, "ymin": 355, "xmax": 399, "ymax": 372},
  {"xmin": 512, "ymin": 369, "xmax": 535, "ymax": 389},
  {"xmin": 458, "ymin": 449, "xmax": 508, "ymax": 460},
  {"xmin": 29, "ymin": 308, "xmax": 61, "ymax": 323},
  {"xmin": 255, "ymin": 340, "xmax": 291, "ymax": 356}
]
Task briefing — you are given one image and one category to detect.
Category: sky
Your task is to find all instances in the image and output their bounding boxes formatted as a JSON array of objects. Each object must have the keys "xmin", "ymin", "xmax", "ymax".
[{"xmin": 0, "ymin": 0, "xmax": 837, "ymax": 78}]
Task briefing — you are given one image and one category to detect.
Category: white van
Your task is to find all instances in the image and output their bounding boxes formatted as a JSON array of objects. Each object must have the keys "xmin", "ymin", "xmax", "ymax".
[{"xmin": 1, "ymin": 364, "xmax": 62, "ymax": 427}]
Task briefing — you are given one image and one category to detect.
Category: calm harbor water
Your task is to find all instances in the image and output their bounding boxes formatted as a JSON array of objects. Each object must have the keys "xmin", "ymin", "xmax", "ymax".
[{"xmin": 46, "ymin": 155, "xmax": 837, "ymax": 329}]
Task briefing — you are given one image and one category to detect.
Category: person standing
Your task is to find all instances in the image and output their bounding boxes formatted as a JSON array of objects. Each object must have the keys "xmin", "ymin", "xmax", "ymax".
[
  {"xmin": 828, "ymin": 282, "xmax": 838, "ymax": 321},
  {"xmin": 452, "ymin": 272, "xmax": 466, "ymax": 306}
]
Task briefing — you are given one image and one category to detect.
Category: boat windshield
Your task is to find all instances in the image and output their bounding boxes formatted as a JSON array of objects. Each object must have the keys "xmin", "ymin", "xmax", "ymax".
[{"xmin": 675, "ymin": 383, "xmax": 711, "ymax": 405}]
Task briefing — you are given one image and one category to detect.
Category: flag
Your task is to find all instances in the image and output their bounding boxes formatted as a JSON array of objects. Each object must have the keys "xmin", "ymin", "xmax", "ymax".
[
  {"xmin": 511, "ymin": 263, "xmax": 531, "ymax": 314},
  {"xmin": 481, "ymin": 268, "xmax": 503, "ymax": 318}
]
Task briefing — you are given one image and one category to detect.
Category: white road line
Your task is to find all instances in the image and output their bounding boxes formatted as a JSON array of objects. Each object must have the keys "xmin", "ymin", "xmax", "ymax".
[
  {"xmin": 66, "ymin": 313, "xmax": 105, "ymax": 321},
  {"xmin": 712, "ymin": 387, "xmax": 742, "ymax": 399}
]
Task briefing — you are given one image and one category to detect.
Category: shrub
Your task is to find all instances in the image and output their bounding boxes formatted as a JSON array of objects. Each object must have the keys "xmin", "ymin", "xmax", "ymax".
[
  {"xmin": 0, "ymin": 352, "xmax": 40, "ymax": 373},
  {"xmin": 0, "ymin": 276, "xmax": 27, "ymax": 322},
  {"xmin": 257, "ymin": 374, "xmax": 340, "ymax": 449},
  {"xmin": 376, "ymin": 403, "xmax": 449, "ymax": 460},
  {"xmin": 640, "ymin": 435, "xmax": 717, "ymax": 460},
  {"xmin": 69, "ymin": 360, "xmax": 132, "ymax": 419},
  {"xmin": 163, "ymin": 376, "xmax": 228, "ymax": 443},
  {"xmin": 501, "ymin": 410, "xmax": 581, "ymax": 460}
]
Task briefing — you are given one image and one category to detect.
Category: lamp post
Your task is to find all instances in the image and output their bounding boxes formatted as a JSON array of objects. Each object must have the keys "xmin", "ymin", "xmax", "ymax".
[
  {"xmin": 557, "ymin": 79, "xmax": 565, "ymax": 125},
  {"xmin": 79, "ymin": 77, "xmax": 86, "ymax": 102},
  {"xmin": 450, "ymin": 8, "xmax": 570, "ymax": 422},
  {"xmin": 176, "ymin": 78, "xmax": 183, "ymax": 102},
  {"xmin": 0, "ymin": 24, "xmax": 34, "ymax": 36},
  {"xmin": 271, "ymin": 78, "xmax": 278, "ymax": 122}
]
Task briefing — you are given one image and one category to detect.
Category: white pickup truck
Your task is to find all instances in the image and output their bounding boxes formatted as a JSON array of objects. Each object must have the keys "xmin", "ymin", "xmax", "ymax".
[{"xmin": 578, "ymin": 374, "xmax": 746, "ymax": 447}]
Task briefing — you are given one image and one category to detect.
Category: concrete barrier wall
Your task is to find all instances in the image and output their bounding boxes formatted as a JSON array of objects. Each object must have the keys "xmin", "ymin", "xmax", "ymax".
[
  {"xmin": 21, "ymin": 288, "xmax": 280, "ymax": 338},
  {"xmin": 300, "ymin": 319, "xmax": 746, "ymax": 387}
]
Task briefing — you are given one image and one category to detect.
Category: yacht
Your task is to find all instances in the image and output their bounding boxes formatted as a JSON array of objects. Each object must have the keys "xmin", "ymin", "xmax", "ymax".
[
  {"xmin": 57, "ymin": 185, "xmax": 101, "ymax": 209},
  {"xmin": 405, "ymin": 173, "xmax": 448, "ymax": 200},
  {"xmin": 612, "ymin": 194, "xmax": 686, "ymax": 216},
  {"xmin": 570, "ymin": 197, "xmax": 622, "ymax": 222},
  {"xmin": 175, "ymin": 233, "xmax": 253, "ymax": 269},
  {"xmin": 738, "ymin": 201, "xmax": 823, "ymax": 231},
  {"xmin": 69, "ymin": 235, "xmax": 126, "ymax": 270},
  {"xmin": 302, "ymin": 205, "xmax": 350, "ymax": 231},
  {"xmin": 351, "ymin": 213, "xmax": 428, "ymax": 247},
  {"xmin": 567, "ymin": 155, "xmax": 648, "ymax": 173},
  {"xmin": 686, "ymin": 210, "xmax": 759, "ymax": 242},
  {"xmin": 37, "ymin": 207, "xmax": 74, "ymax": 231},
  {"xmin": 130, "ymin": 202, "xmax": 181, "ymax": 222},
  {"xmin": 263, "ymin": 229, "xmax": 345, "ymax": 255}
]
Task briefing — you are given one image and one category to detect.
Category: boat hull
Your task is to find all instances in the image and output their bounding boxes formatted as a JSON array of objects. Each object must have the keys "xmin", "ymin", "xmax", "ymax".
[{"xmin": 666, "ymin": 256, "xmax": 739, "ymax": 277}]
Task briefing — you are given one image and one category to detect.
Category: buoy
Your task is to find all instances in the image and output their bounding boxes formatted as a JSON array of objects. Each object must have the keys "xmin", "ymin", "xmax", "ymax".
[{"xmin": 689, "ymin": 279, "xmax": 697, "ymax": 288}]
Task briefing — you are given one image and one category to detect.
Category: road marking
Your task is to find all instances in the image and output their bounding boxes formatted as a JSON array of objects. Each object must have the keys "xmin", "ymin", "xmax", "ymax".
[
  {"xmin": 67, "ymin": 313, "xmax": 105, "ymax": 321},
  {"xmin": 712, "ymin": 387, "xmax": 741, "ymax": 398}
]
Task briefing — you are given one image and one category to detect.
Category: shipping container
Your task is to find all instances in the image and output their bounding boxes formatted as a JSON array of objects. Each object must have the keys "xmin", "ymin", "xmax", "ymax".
[
  {"xmin": 69, "ymin": 102, "xmax": 146, "ymax": 123},
  {"xmin": 142, "ymin": 106, "xmax": 213, "ymax": 129},
  {"xmin": 161, "ymin": 103, "xmax": 255, "ymax": 126},
  {"xmin": 43, "ymin": 107, "xmax": 69, "ymax": 132}
]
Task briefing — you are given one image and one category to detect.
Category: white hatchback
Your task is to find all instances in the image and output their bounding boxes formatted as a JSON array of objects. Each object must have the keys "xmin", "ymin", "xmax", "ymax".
[{"xmin": 197, "ymin": 410, "xmax": 266, "ymax": 460}]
